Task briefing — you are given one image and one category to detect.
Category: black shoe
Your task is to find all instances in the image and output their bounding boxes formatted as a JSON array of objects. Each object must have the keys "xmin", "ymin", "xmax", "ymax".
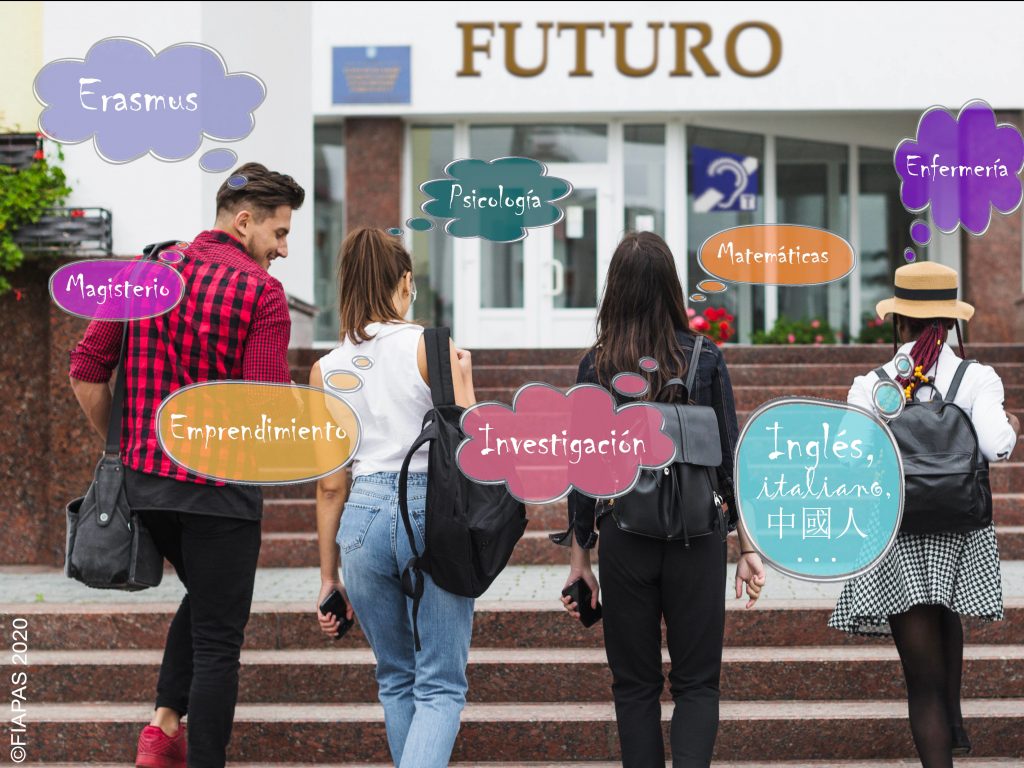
[{"xmin": 951, "ymin": 724, "xmax": 972, "ymax": 756}]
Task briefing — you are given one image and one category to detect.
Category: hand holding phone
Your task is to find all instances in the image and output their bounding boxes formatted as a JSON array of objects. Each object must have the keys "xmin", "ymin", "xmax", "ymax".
[
  {"xmin": 318, "ymin": 589, "xmax": 355, "ymax": 639},
  {"xmin": 561, "ymin": 578, "xmax": 602, "ymax": 627}
]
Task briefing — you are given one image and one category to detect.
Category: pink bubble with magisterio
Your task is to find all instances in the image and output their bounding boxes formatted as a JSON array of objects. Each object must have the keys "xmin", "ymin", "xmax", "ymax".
[{"xmin": 457, "ymin": 383, "xmax": 677, "ymax": 504}]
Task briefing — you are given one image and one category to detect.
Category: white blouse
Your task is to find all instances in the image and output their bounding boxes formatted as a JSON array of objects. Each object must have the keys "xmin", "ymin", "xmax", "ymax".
[{"xmin": 848, "ymin": 341, "xmax": 1017, "ymax": 463}]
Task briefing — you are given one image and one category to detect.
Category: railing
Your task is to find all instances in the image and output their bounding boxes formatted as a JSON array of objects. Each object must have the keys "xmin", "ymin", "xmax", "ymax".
[
  {"xmin": 13, "ymin": 207, "xmax": 114, "ymax": 257},
  {"xmin": 0, "ymin": 133, "xmax": 41, "ymax": 170}
]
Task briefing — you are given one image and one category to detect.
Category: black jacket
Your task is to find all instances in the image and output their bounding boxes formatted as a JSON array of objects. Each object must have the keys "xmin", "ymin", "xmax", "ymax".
[{"xmin": 550, "ymin": 329, "xmax": 740, "ymax": 549}]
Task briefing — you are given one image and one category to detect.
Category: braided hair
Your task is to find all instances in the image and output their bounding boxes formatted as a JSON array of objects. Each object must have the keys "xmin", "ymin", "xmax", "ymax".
[{"xmin": 893, "ymin": 314, "xmax": 964, "ymax": 400}]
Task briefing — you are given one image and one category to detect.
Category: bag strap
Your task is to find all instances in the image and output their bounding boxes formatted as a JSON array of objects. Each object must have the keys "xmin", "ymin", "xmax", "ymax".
[
  {"xmin": 398, "ymin": 421, "xmax": 438, "ymax": 653},
  {"xmin": 104, "ymin": 240, "xmax": 180, "ymax": 457},
  {"xmin": 873, "ymin": 366, "xmax": 891, "ymax": 382},
  {"xmin": 424, "ymin": 327, "xmax": 455, "ymax": 406},
  {"xmin": 945, "ymin": 359, "xmax": 975, "ymax": 402},
  {"xmin": 684, "ymin": 335, "xmax": 704, "ymax": 400}
]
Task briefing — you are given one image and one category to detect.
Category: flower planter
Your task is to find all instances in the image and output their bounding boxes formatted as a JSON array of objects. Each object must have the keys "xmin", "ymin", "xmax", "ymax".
[
  {"xmin": 0, "ymin": 133, "xmax": 42, "ymax": 171},
  {"xmin": 13, "ymin": 207, "xmax": 113, "ymax": 256}
]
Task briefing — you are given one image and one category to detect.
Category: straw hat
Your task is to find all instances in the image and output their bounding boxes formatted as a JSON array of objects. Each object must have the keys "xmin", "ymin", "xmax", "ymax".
[{"xmin": 876, "ymin": 262, "xmax": 974, "ymax": 321}]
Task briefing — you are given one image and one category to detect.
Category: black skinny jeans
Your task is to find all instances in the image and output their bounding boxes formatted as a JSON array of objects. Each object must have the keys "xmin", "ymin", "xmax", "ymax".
[
  {"xmin": 597, "ymin": 513, "xmax": 727, "ymax": 768},
  {"xmin": 139, "ymin": 510, "xmax": 262, "ymax": 768}
]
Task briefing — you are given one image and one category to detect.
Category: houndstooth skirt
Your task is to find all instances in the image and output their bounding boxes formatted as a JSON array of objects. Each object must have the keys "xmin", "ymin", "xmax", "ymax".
[{"xmin": 828, "ymin": 522, "xmax": 1004, "ymax": 636}]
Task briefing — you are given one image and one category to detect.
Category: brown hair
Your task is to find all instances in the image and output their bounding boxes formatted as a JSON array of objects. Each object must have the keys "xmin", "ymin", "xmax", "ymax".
[
  {"xmin": 337, "ymin": 227, "xmax": 414, "ymax": 344},
  {"xmin": 593, "ymin": 231, "xmax": 692, "ymax": 401},
  {"xmin": 215, "ymin": 162, "xmax": 305, "ymax": 221}
]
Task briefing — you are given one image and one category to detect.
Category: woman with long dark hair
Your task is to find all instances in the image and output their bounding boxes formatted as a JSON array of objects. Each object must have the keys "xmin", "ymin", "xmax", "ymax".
[
  {"xmin": 829, "ymin": 262, "xmax": 1020, "ymax": 767},
  {"xmin": 554, "ymin": 231, "xmax": 767, "ymax": 767},
  {"xmin": 311, "ymin": 227, "xmax": 477, "ymax": 768}
]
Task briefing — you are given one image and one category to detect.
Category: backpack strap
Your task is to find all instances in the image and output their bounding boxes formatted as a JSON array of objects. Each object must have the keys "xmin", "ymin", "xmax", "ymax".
[
  {"xmin": 423, "ymin": 327, "xmax": 455, "ymax": 406},
  {"xmin": 398, "ymin": 421, "xmax": 436, "ymax": 653},
  {"xmin": 945, "ymin": 359, "xmax": 975, "ymax": 403},
  {"xmin": 874, "ymin": 366, "xmax": 891, "ymax": 382}
]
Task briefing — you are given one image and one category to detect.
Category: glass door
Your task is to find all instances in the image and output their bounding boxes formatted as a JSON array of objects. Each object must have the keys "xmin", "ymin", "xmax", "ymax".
[{"xmin": 461, "ymin": 163, "xmax": 612, "ymax": 348}]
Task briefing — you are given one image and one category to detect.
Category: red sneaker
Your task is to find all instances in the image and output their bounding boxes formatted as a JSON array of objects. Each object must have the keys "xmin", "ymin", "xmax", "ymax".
[{"xmin": 135, "ymin": 724, "xmax": 186, "ymax": 768}]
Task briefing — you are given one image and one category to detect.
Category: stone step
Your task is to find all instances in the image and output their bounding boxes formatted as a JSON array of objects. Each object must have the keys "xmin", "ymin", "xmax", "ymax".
[
  {"xmin": 28, "ymin": 762, "xmax": 1024, "ymax": 768},
  {"xmin": 255, "ymin": 526, "xmax": 1024, "ymax": 568},
  {"xmin": 260, "ymin": 462, "xmax": 1021, "ymax": 501},
  {"xmin": 7, "ymin": 599, "xmax": 1023, "ymax": 651},
  {"xmin": 263, "ymin": 493, "xmax": 1024, "ymax": 532},
  {"xmin": 20, "ymin": 699, "xmax": 1024, "ymax": 762},
  {"xmin": 26, "ymin": 645, "xmax": 1024, "ymax": 704},
  {"xmin": 474, "ymin": 385, "xmax": 1024, "ymax": 412},
  {"xmin": 340, "ymin": 343, "xmax": 1020, "ymax": 367},
  {"xmin": 28, "ymin": 763, "xmax": 1024, "ymax": 768}
]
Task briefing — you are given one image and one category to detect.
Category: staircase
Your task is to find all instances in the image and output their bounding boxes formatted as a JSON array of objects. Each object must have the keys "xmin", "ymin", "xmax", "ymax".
[{"xmin": 6, "ymin": 343, "xmax": 1024, "ymax": 765}]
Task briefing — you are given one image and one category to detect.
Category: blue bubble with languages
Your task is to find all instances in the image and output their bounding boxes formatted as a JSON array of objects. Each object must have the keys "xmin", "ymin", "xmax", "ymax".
[{"xmin": 735, "ymin": 398, "xmax": 903, "ymax": 581}]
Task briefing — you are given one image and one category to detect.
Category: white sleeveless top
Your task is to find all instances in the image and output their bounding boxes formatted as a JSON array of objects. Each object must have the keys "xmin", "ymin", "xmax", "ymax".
[{"xmin": 318, "ymin": 322, "xmax": 433, "ymax": 478}]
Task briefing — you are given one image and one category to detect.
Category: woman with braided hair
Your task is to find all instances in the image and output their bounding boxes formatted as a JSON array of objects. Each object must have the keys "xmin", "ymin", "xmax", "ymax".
[{"xmin": 829, "ymin": 262, "xmax": 1020, "ymax": 767}]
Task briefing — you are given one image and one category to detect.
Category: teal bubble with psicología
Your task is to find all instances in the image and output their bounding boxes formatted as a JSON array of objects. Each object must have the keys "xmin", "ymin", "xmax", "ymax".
[
  {"xmin": 420, "ymin": 157, "xmax": 572, "ymax": 243},
  {"xmin": 735, "ymin": 398, "xmax": 904, "ymax": 581}
]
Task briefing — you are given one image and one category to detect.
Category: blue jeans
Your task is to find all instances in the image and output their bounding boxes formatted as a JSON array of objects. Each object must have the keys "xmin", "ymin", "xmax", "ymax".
[{"xmin": 338, "ymin": 472, "xmax": 475, "ymax": 768}]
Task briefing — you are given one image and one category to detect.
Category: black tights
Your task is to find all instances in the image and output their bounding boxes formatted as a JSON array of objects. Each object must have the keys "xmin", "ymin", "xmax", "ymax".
[{"xmin": 888, "ymin": 604, "xmax": 965, "ymax": 768}]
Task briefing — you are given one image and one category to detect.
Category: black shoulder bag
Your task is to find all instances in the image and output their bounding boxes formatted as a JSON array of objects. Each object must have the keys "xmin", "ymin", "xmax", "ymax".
[{"xmin": 64, "ymin": 241, "xmax": 179, "ymax": 590}]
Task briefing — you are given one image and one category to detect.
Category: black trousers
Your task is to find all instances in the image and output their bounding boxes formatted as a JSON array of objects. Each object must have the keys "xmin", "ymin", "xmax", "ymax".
[
  {"xmin": 139, "ymin": 510, "xmax": 262, "ymax": 768},
  {"xmin": 597, "ymin": 513, "xmax": 727, "ymax": 768}
]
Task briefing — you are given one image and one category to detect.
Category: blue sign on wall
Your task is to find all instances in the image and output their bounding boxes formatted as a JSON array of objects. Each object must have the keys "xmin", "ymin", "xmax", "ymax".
[
  {"xmin": 332, "ymin": 46, "xmax": 410, "ymax": 105},
  {"xmin": 692, "ymin": 145, "xmax": 759, "ymax": 213}
]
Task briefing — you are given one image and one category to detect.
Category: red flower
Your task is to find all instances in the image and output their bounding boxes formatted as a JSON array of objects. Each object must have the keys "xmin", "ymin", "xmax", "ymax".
[
  {"xmin": 719, "ymin": 328, "xmax": 732, "ymax": 341},
  {"xmin": 70, "ymin": 209, "xmax": 85, "ymax": 218},
  {"xmin": 691, "ymin": 316, "xmax": 710, "ymax": 332},
  {"xmin": 724, "ymin": 313, "xmax": 735, "ymax": 323},
  {"xmin": 719, "ymin": 321, "xmax": 731, "ymax": 334},
  {"xmin": 35, "ymin": 132, "xmax": 44, "ymax": 139},
  {"xmin": 705, "ymin": 307, "xmax": 721, "ymax": 321},
  {"xmin": 33, "ymin": 149, "xmax": 45, "ymax": 160}
]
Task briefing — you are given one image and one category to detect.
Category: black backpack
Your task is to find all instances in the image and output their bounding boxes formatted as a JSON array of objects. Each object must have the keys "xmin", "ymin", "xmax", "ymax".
[
  {"xmin": 399, "ymin": 327, "xmax": 528, "ymax": 650},
  {"xmin": 875, "ymin": 359, "xmax": 992, "ymax": 534},
  {"xmin": 607, "ymin": 335, "xmax": 730, "ymax": 546}
]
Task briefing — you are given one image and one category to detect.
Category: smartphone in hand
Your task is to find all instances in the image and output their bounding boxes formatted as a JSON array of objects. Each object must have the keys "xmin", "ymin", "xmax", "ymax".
[
  {"xmin": 318, "ymin": 589, "xmax": 355, "ymax": 639},
  {"xmin": 562, "ymin": 578, "xmax": 602, "ymax": 627}
]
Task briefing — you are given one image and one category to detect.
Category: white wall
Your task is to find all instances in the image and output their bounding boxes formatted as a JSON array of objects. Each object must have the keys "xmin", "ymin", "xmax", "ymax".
[
  {"xmin": 313, "ymin": 1, "xmax": 1023, "ymax": 116},
  {"xmin": 41, "ymin": 1, "xmax": 315, "ymax": 303}
]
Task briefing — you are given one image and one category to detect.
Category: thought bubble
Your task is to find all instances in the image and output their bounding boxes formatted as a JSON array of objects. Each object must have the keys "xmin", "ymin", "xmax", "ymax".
[
  {"xmin": 420, "ymin": 157, "xmax": 571, "ymax": 242},
  {"xmin": 699, "ymin": 224, "xmax": 855, "ymax": 288},
  {"xmin": 894, "ymin": 99, "xmax": 1024, "ymax": 240},
  {"xmin": 49, "ymin": 258, "xmax": 184, "ymax": 320},
  {"xmin": 156, "ymin": 382, "xmax": 360, "ymax": 484},
  {"xmin": 34, "ymin": 37, "xmax": 265, "ymax": 171},
  {"xmin": 735, "ymin": 398, "xmax": 903, "ymax": 581},
  {"xmin": 456, "ymin": 383, "xmax": 676, "ymax": 504}
]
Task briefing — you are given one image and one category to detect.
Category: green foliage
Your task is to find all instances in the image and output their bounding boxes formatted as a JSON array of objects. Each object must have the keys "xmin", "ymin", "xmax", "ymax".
[
  {"xmin": 751, "ymin": 315, "xmax": 837, "ymax": 345},
  {"xmin": 0, "ymin": 139, "xmax": 72, "ymax": 293}
]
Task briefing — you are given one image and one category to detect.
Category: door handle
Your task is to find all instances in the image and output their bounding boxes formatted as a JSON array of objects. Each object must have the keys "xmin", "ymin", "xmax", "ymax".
[{"xmin": 546, "ymin": 259, "xmax": 565, "ymax": 297}]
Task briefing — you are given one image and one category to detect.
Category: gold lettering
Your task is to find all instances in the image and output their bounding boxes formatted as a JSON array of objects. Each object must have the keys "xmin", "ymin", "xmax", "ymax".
[
  {"xmin": 500, "ymin": 22, "xmax": 553, "ymax": 77},
  {"xmin": 556, "ymin": 22, "xmax": 605, "ymax": 77},
  {"xmin": 725, "ymin": 22, "xmax": 782, "ymax": 77},
  {"xmin": 611, "ymin": 22, "xmax": 663, "ymax": 77},
  {"xmin": 669, "ymin": 22, "xmax": 720, "ymax": 77},
  {"xmin": 457, "ymin": 22, "xmax": 496, "ymax": 76}
]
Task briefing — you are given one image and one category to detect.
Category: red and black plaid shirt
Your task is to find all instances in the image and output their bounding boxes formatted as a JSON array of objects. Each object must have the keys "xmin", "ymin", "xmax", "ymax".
[{"xmin": 69, "ymin": 230, "xmax": 292, "ymax": 485}]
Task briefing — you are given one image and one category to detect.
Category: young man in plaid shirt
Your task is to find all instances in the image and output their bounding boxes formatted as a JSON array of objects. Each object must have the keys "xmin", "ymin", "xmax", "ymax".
[{"xmin": 69, "ymin": 163, "xmax": 305, "ymax": 768}]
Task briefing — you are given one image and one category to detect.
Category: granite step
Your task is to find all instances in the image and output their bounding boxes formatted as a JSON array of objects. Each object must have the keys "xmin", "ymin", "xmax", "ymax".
[
  {"xmin": 20, "ymin": 699, "xmax": 1024, "ymax": 762},
  {"xmin": 255, "ymin": 526, "xmax": 1024, "ymax": 568},
  {"xmin": 263, "ymin": 492, "xmax": 1024, "ymax": 532},
  {"xmin": 7, "ymin": 599, "xmax": 1023, "ymax": 651},
  {"xmin": 26, "ymin": 645, "xmax": 1024, "ymax": 704},
  {"xmin": 28, "ymin": 763, "xmax": 1024, "ymax": 768},
  {"xmin": 260, "ymin": 462, "xmax": 1024, "ymax": 500}
]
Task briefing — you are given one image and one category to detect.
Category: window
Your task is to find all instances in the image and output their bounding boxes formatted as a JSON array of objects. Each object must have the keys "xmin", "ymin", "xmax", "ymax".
[
  {"xmin": 470, "ymin": 124, "xmax": 607, "ymax": 163},
  {"xmin": 625, "ymin": 125, "xmax": 665, "ymax": 236},
  {"xmin": 313, "ymin": 122, "xmax": 344, "ymax": 342},
  {"xmin": 410, "ymin": 125, "xmax": 456, "ymax": 327}
]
